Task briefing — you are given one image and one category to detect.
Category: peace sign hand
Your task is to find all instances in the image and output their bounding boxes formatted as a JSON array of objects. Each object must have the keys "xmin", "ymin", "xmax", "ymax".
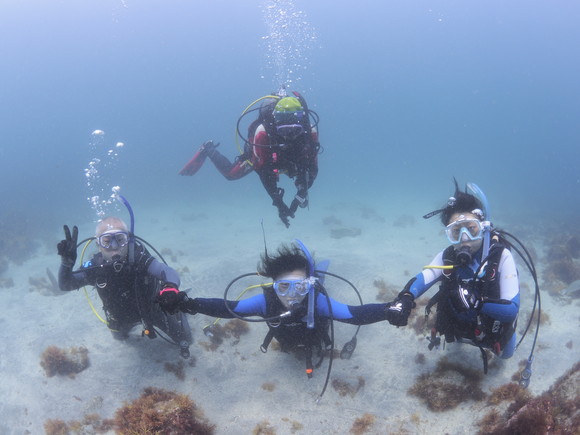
[{"xmin": 57, "ymin": 225, "xmax": 78, "ymax": 266}]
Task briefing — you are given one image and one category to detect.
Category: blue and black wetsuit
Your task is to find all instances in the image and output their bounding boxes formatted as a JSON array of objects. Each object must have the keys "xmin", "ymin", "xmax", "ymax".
[
  {"xmin": 407, "ymin": 241, "xmax": 519, "ymax": 358},
  {"xmin": 59, "ymin": 243, "xmax": 192, "ymax": 347},
  {"xmin": 185, "ymin": 288, "xmax": 390, "ymax": 352}
]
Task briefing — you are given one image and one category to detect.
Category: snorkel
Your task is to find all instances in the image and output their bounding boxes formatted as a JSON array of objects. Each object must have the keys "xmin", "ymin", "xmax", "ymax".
[
  {"xmin": 466, "ymin": 183, "xmax": 492, "ymax": 262},
  {"xmin": 113, "ymin": 189, "xmax": 135, "ymax": 264},
  {"xmin": 293, "ymin": 239, "xmax": 316, "ymax": 329}
]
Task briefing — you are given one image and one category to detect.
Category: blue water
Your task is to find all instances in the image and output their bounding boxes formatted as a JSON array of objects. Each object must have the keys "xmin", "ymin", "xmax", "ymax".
[{"xmin": 1, "ymin": 0, "xmax": 579, "ymax": 233}]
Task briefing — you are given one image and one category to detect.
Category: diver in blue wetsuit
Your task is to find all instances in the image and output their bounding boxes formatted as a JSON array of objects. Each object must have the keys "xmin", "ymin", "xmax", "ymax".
[
  {"xmin": 158, "ymin": 242, "xmax": 398, "ymax": 379},
  {"xmin": 386, "ymin": 180, "xmax": 520, "ymax": 370}
]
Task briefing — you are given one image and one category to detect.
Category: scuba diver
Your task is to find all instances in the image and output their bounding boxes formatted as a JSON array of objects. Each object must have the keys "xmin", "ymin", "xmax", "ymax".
[
  {"xmin": 387, "ymin": 180, "xmax": 540, "ymax": 381},
  {"xmin": 57, "ymin": 202, "xmax": 193, "ymax": 358},
  {"xmin": 157, "ymin": 240, "xmax": 398, "ymax": 399},
  {"xmin": 179, "ymin": 88, "xmax": 320, "ymax": 228}
]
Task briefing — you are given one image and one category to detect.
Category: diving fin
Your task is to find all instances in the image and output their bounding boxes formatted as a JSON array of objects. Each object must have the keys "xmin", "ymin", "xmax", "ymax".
[{"xmin": 179, "ymin": 149, "xmax": 209, "ymax": 176}]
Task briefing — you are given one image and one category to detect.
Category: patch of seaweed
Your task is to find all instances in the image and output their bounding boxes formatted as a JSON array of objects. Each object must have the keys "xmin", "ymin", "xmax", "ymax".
[
  {"xmin": 44, "ymin": 414, "xmax": 113, "ymax": 435},
  {"xmin": 487, "ymin": 382, "xmax": 531, "ymax": 406},
  {"xmin": 408, "ymin": 357, "xmax": 486, "ymax": 411},
  {"xmin": 40, "ymin": 346, "xmax": 89, "ymax": 378},
  {"xmin": 261, "ymin": 381, "xmax": 276, "ymax": 392},
  {"xmin": 253, "ymin": 420, "xmax": 276, "ymax": 435},
  {"xmin": 164, "ymin": 359, "xmax": 188, "ymax": 381},
  {"xmin": 332, "ymin": 376, "xmax": 366, "ymax": 398},
  {"xmin": 373, "ymin": 278, "xmax": 398, "ymax": 302},
  {"xmin": 200, "ymin": 319, "xmax": 250, "ymax": 351},
  {"xmin": 478, "ymin": 361, "xmax": 580, "ymax": 434},
  {"xmin": 281, "ymin": 417, "xmax": 303, "ymax": 433},
  {"xmin": 350, "ymin": 413, "xmax": 375, "ymax": 434},
  {"xmin": 113, "ymin": 387, "xmax": 215, "ymax": 434}
]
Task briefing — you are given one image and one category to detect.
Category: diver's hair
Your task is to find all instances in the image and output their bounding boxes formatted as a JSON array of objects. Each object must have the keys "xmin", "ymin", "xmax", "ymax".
[
  {"xmin": 440, "ymin": 179, "xmax": 484, "ymax": 226},
  {"xmin": 95, "ymin": 217, "xmax": 129, "ymax": 236},
  {"xmin": 257, "ymin": 243, "xmax": 311, "ymax": 280}
]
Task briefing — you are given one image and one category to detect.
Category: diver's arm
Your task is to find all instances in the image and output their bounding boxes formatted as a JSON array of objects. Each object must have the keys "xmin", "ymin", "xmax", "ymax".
[
  {"xmin": 58, "ymin": 264, "xmax": 91, "ymax": 291},
  {"xmin": 406, "ymin": 251, "xmax": 445, "ymax": 299},
  {"xmin": 480, "ymin": 249, "xmax": 520, "ymax": 323},
  {"xmin": 147, "ymin": 259, "xmax": 181, "ymax": 288},
  {"xmin": 315, "ymin": 294, "xmax": 390, "ymax": 325},
  {"xmin": 184, "ymin": 294, "xmax": 267, "ymax": 318}
]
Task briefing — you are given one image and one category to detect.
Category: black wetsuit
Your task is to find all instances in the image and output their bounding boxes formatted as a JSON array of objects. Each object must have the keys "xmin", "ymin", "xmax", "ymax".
[{"xmin": 59, "ymin": 243, "xmax": 192, "ymax": 348}]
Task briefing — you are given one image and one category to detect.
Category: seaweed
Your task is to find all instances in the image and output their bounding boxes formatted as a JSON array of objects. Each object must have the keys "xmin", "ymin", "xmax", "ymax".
[
  {"xmin": 113, "ymin": 387, "xmax": 215, "ymax": 434},
  {"xmin": 332, "ymin": 376, "xmax": 365, "ymax": 398},
  {"xmin": 487, "ymin": 382, "xmax": 531, "ymax": 406},
  {"xmin": 200, "ymin": 319, "xmax": 250, "ymax": 351},
  {"xmin": 261, "ymin": 381, "xmax": 276, "ymax": 392},
  {"xmin": 477, "ymin": 361, "xmax": 580, "ymax": 434},
  {"xmin": 350, "ymin": 413, "xmax": 375, "ymax": 434},
  {"xmin": 164, "ymin": 359, "xmax": 187, "ymax": 381},
  {"xmin": 40, "ymin": 345, "xmax": 89, "ymax": 378},
  {"xmin": 408, "ymin": 357, "xmax": 486, "ymax": 411},
  {"xmin": 373, "ymin": 278, "xmax": 398, "ymax": 302},
  {"xmin": 253, "ymin": 420, "xmax": 277, "ymax": 435},
  {"xmin": 281, "ymin": 417, "xmax": 303, "ymax": 433}
]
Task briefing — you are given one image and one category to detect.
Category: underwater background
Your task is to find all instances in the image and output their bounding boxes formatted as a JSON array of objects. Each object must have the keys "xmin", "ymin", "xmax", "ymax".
[
  {"xmin": 1, "ymin": 0, "xmax": 579, "ymax": 232},
  {"xmin": 0, "ymin": 1, "xmax": 579, "ymax": 434}
]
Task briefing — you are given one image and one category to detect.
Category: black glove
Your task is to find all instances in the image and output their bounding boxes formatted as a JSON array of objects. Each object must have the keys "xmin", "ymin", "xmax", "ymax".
[
  {"xmin": 200, "ymin": 140, "xmax": 220, "ymax": 157},
  {"xmin": 272, "ymin": 188, "xmax": 294, "ymax": 228},
  {"xmin": 57, "ymin": 225, "xmax": 78, "ymax": 267},
  {"xmin": 386, "ymin": 292, "xmax": 416, "ymax": 326},
  {"xmin": 156, "ymin": 287, "xmax": 189, "ymax": 314},
  {"xmin": 289, "ymin": 194, "xmax": 308, "ymax": 215}
]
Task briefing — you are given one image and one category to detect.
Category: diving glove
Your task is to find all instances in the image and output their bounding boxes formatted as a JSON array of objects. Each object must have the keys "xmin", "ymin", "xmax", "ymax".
[
  {"xmin": 386, "ymin": 292, "xmax": 416, "ymax": 327},
  {"xmin": 57, "ymin": 225, "xmax": 78, "ymax": 267},
  {"xmin": 157, "ymin": 288, "xmax": 199, "ymax": 315}
]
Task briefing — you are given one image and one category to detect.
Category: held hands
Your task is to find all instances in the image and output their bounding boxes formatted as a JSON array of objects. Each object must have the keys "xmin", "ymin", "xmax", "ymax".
[
  {"xmin": 157, "ymin": 287, "xmax": 189, "ymax": 315},
  {"xmin": 57, "ymin": 225, "xmax": 78, "ymax": 267},
  {"xmin": 386, "ymin": 292, "xmax": 416, "ymax": 327}
]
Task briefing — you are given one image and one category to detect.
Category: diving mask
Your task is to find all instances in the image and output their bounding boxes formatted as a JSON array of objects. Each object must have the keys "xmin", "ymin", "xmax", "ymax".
[
  {"xmin": 273, "ymin": 276, "xmax": 316, "ymax": 297},
  {"xmin": 445, "ymin": 218, "xmax": 483, "ymax": 244},
  {"xmin": 96, "ymin": 231, "xmax": 129, "ymax": 249}
]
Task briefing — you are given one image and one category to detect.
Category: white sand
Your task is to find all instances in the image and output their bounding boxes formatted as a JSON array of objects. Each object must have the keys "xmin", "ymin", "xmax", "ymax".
[{"xmin": 1, "ymin": 195, "xmax": 579, "ymax": 434}]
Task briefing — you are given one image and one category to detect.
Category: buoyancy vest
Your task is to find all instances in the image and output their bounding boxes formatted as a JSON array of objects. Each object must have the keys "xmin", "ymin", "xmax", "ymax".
[
  {"xmin": 428, "ymin": 236, "xmax": 516, "ymax": 354},
  {"xmin": 84, "ymin": 243, "xmax": 158, "ymax": 328},
  {"xmin": 260, "ymin": 286, "xmax": 331, "ymax": 377}
]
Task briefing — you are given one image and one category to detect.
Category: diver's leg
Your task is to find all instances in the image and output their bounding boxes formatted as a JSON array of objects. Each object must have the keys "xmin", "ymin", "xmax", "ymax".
[
  {"xmin": 500, "ymin": 332, "xmax": 516, "ymax": 359},
  {"xmin": 153, "ymin": 311, "xmax": 192, "ymax": 358}
]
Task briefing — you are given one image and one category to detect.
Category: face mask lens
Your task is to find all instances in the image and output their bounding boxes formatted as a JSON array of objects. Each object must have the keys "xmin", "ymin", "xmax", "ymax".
[
  {"xmin": 114, "ymin": 232, "xmax": 129, "ymax": 247},
  {"xmin": 274, "ymin": 280, "xmax": 291, "ymax": 296},
  {"xmin": 445, "ymin": 219, "xmax": 483, "ymax": 244},
  {"xmin": 274, "ymin": 279, "xmax": 312, "ymax": 297},
  {"xmin": 98, "ymin": 232, "xmax": 129, "ymax": 249},
  {"xmin": 275, "ymin": 124, "xmax": 304, "ymax": 139}
]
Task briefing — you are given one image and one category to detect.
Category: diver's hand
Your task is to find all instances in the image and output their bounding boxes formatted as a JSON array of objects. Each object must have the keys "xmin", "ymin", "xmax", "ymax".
[
  {"xmin": 386, "ymin": 292, "xmax": 415, "ymax": 326},
  {"xmin": 157, "ymin": 287, "xmax": 187, "ymax": 315},
  {"xmin": 289, "ymin": 194, "xmax": 308, "ymax": 215},
  {"xmin": 57, "ymin": 225, "xmax": 78, "ymax": 267},
  {"xmin": 276, "ymin": 203, "xmax": 294, "ymax": 228},
  {"xmin": 200, "ymin": 140, "xmax": 219, "ymax": 157}
]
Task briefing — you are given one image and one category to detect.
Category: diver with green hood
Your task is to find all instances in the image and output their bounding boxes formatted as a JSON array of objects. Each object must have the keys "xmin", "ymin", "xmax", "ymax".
[
  {"xmin": 157, "ymin": 240, "xmax": 401, "ymax": 400},
  {"xmin": 387, "ymin": 180, "xmax": 541, "ymax": 382},
  {"xmin": 57, "ymin": 196, "xmax": 192, "ymax": 358},
  {"xmin": 179, "ymin": 86, "xmax": 320, "ymax": 228}
]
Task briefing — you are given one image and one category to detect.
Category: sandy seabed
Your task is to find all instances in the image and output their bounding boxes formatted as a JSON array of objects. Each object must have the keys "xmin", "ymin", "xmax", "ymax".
[{"xmin": 1, "ymin": 195, "xmax": 579, "ymax": 435}]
